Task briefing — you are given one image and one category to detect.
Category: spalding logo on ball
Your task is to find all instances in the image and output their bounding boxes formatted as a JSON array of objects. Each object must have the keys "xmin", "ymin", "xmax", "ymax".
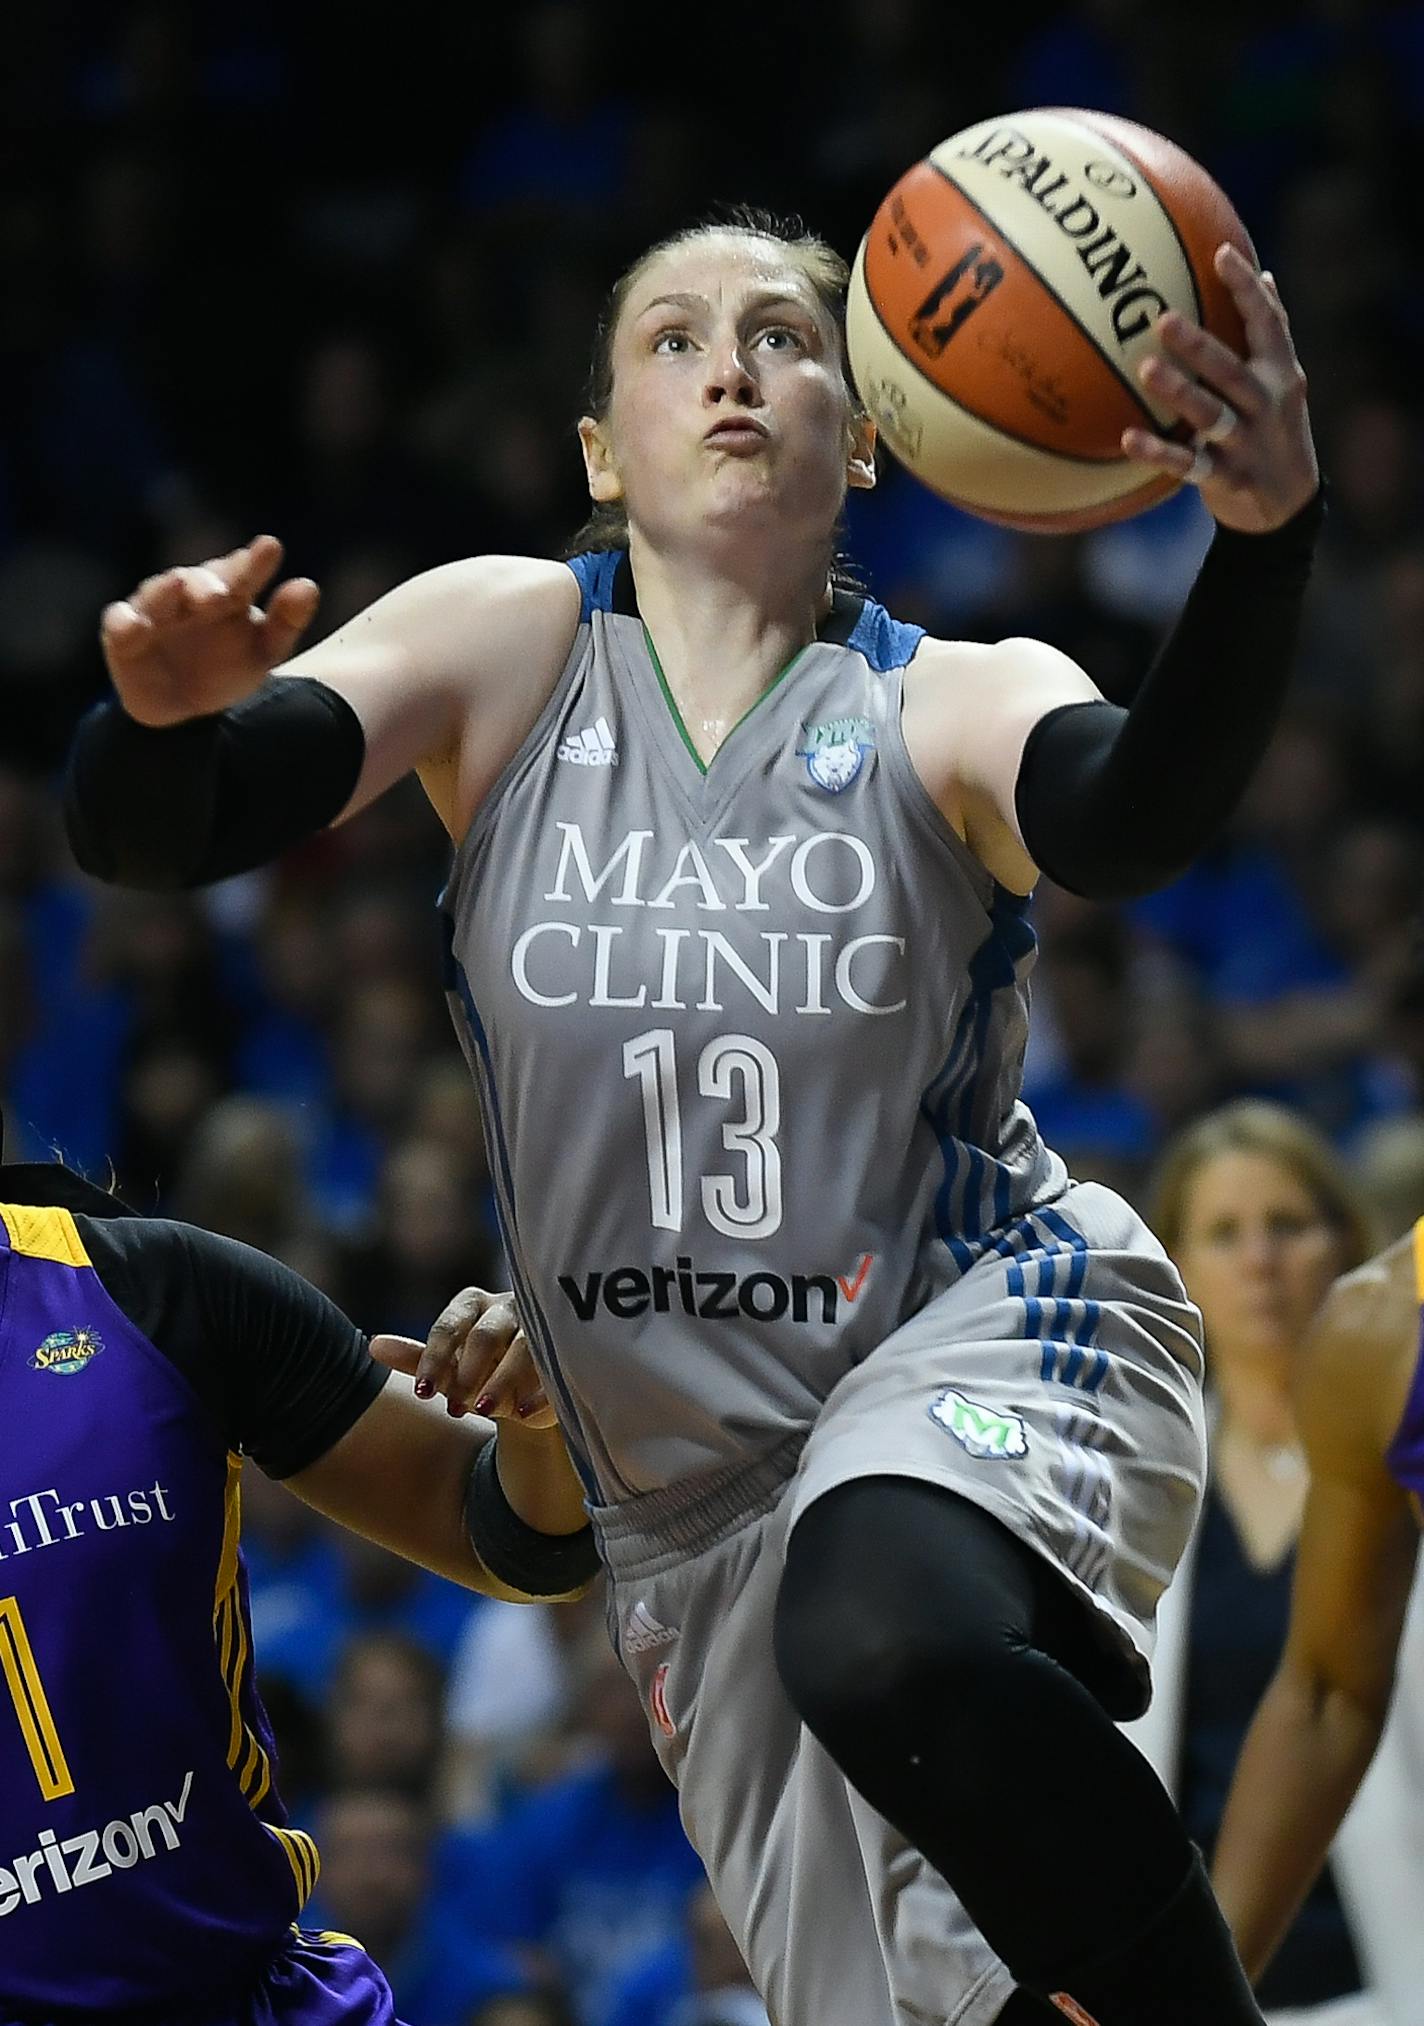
[{"xmin": 846, "ymin": 108, "xmax": 1255, "ymax": 532}]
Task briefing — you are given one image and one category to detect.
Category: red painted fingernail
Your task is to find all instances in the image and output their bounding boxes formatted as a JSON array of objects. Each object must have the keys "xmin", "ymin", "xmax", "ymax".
[
  {"xmin": 414, "ymin": 1379, "xmax": 434, "ymax": 1400},
  {"xmin": 516, "ymin": 1400, "xmax": 537, "ymax": 1419},
  {"xmin": 447, "ymin": 1399, "xmax": 466, "ymax": 1417},
  {"xmin": 473, "ymin": 1394, "xmax": 495, "ymax": 1415}
]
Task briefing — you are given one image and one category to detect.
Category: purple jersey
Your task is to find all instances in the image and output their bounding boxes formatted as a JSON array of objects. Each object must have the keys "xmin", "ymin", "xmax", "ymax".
[
  {"xmin": 1384, "ymin": 1220, "xmax": 1424, "ymax": 1510},
  {"xmin": 0, "ymin": 1201, "xmax": 319, "ymax": 2014}
]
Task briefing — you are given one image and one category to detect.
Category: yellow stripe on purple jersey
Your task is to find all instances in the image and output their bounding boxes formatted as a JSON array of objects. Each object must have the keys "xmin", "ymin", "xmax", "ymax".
[{"xmin": 0, "ymin": 1204, "xmax": 317, "ymax": 2015}]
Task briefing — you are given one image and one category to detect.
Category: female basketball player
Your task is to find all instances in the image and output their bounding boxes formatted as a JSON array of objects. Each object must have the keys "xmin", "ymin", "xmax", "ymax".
[
  {"xmin": 66, "ymin": 210, "xmax": 1320, "ymax": 2026},
  {"xmin": 0, "ymin": 1132, "xmax": 592, "ymax": 2024}
]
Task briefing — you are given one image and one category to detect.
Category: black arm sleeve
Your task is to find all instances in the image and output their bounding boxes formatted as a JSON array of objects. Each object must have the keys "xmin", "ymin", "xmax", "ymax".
[
  {"xmin": 77, "ymin": 1214, "xmax": 388, "ymax": 1477},
  {"xmin": 1012, "ymin": 488, "xmax": 1324, "ymax": 902},
  {"xmin": 464, "ymin": 1437, "xmax": 599, "ymax": 1598},
  {"xmin": 63, "ymin": 676, "xmax": 366, "ymax": 890}
]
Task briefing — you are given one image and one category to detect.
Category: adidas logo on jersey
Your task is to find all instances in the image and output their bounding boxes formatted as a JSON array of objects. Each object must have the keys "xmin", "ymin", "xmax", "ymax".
[
  {"xmin": 557, "ymin": 717, "xmax": 618, "ymax": 766},
  {"xmin": 624, "ymin": 1600, "xmax": 678, "ymax": 1656}
]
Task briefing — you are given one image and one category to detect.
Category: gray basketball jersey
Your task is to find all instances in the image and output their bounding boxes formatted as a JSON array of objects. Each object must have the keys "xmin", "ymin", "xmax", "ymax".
[{"xmin": 441, "ymin": 551, "xmax": 1067, "ymax": 1501}]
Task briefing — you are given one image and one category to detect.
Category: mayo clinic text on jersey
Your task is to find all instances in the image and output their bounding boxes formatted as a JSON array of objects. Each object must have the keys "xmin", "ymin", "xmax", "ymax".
[{"xmin": 511, "ymin": 821, "xmax": 909, "ymax": 1018}]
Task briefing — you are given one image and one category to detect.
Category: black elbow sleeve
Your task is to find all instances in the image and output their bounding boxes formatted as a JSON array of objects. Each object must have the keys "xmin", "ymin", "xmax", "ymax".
[{"xmin": 63, "ymin": 678, "xmax": 367, "ymax": 889}]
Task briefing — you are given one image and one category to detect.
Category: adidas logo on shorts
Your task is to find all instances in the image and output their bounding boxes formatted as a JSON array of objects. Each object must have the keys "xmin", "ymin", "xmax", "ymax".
[
  {"xmin": 556, "ymin": 716, "xmax": 618, "ymax": 766},
  {"xmin": 624, "ymin": 1599, "xmax": 678, "ymax": 1656}
]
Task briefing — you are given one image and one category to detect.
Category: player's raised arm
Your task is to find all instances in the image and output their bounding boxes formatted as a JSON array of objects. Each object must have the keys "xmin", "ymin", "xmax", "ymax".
[
  {"xmin": 65, "ymin": 537, "xmax": 580, "ymax": 885},
  {"xmin": 904, "ymin": 248, "xmax": 1322, "ymax": 900},
  {"xmin": 1211, "ymin": 1248, "xmax": 1419, "ymax": 1981}
]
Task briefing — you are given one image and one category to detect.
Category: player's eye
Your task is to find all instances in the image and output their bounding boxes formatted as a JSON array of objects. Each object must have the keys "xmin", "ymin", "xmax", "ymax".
[
  {"xmin": 652, "ymin": 329, "xmax": 693, "ymax": 355},
  {"xmin": 756, "ymin": 326, "xmax": 805, "ymax": 352}
]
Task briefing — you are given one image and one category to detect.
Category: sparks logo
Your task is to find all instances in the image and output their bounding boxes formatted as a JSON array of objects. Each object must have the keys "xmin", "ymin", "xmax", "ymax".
[
  {"xmin": 557, "ymin": 1253, "xmax": 875, "ymax": 1325},
  {"xmin": 29, "ymin": 1329, "xmax": 104, "ymax": 1377}
]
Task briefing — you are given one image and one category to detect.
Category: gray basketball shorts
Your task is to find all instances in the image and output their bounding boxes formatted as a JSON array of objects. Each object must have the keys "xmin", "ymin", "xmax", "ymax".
[{"xmin": 592, "ymin": 1180, "xmax": 1206, "ymax": 2026}]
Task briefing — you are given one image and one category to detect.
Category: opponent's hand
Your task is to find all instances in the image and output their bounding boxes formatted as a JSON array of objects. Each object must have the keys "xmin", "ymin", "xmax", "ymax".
[
  {"xmin": 371, "ymin": 1288, "xmax": 557, "ymax": 1428},
  {"xmin": 1121, "ymin": 243, "xmax": 1319, "ymax": 535},
  {"xmin": 99, "ymin": 535, "xmax": 321, "ymax": 727}
]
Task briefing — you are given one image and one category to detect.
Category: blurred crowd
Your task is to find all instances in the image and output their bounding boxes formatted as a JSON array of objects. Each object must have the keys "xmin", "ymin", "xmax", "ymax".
[{"xmin": 3, "ymin": 3, "xmax": 1424, "ymax": 2021}]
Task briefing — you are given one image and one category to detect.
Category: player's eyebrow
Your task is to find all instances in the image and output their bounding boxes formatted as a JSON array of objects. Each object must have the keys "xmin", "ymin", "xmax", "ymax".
[{"xmin": 635, "ymin": 290, "xmax": 818, "ymax": 322}]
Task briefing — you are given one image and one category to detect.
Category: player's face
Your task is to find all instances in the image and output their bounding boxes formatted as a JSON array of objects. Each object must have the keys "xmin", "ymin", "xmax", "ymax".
[
  {"xmin": 581, "ymin": 233, "xmax": 875, "ymax": 555},
  {"xmin": 1172, "ymin": 1149, "xmax": 1347, "ymax": 1366}
]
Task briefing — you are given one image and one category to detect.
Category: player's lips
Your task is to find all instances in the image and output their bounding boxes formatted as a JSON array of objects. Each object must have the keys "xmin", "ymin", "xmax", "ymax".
[{"xmin": 704, "ymin": 417, "xmax": 769, "ymax": 451}]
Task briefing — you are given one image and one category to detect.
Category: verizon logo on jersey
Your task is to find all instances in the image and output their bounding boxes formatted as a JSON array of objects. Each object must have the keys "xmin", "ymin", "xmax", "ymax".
[{"xmin": 558, "ymin": 1252, "xmax": 874, "ymax": 1324}]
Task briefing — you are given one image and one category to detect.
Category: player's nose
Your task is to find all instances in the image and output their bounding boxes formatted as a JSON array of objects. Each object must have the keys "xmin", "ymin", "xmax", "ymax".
[{"xmin": 703, "ymin": 335, "xmax": 760, "ymax": 408}]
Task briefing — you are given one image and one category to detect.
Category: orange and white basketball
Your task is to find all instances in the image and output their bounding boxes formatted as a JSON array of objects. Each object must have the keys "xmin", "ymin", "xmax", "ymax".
[{"xmin": 845, "ymin": 108, "xmax": 1256, "ymax": 532}]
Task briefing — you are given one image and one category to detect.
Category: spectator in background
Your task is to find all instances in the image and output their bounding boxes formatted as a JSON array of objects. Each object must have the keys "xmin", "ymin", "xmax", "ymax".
[
  {"xmin": 1127, "ymin": 1102, "xmax": 1386, "ymax": 2020},
  {"xmin": 336, "ymin": 1134, "xmax": 501, "ymax": 1342},
  {"xmin": 172, "ymin": 1093, "xmax": 334, "ymax": 1285},
  {"xmin": 603, "ymin": 1881, "xmax": 770, "ymax": 2026},
  {"xmin": 325, "ymin": 1631, "xmax": 449, "ymax": 1807},
  {"xmin": 442, "ymin": 1644, "xmax": 705, "ymax": 2026},
  {"xmin": 466, "ymin": 1997, "xmax": 576, "ymax": 2026},
  {"xmin": 310, "ymin": 1789, "xmax": 530, "ymax": 2026},
  {"xmin": 1352, "ymin": 1114, "xmax": 1424, "ymax": 1248},
  {"xmin": 307, "ymin": 974, "xmax": 439, "ymax": 1234},
  {"xmin": 1022, "ymin": 911, "xmax": 1158, "ymax": 1198},
  {"xmin": 445, "ymin": 1585, "xmax": 608, "ymax": 1821}
]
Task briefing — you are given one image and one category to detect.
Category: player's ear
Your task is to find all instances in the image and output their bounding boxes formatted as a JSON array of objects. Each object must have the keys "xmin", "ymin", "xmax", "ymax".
[
  {"xmin": 846, "ymin": 409, "xmax": 877, "ymax": 492},
  {"xmin": 579, "ymin": 416, "xmax": 624, "ymax": 505}
]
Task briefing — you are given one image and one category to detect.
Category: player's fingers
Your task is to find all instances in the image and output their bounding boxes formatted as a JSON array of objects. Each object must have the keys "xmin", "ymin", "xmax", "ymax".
[
  {"xmin": 475, "ymin": 1332, "xmax": 553, "ymax": 1423},
  {"xmin": 369, "ymin": 1333, "xmax": 425, "ymax": 1376},
  {"xmin": 447, "ymin": 1310, "xmax": 521, "ymax": 1416},
  {"xmin": 99, "ymin": 600, "xmax": 154, "ymax": 660},
  {"xmin": 1152, "ymin": 310, "xmax": 1270, "ymax": 420},
  {"xmin": 1120, "ymin": 426, "xmax": 1200, "ymax": 483},
  {"xmin": 417, "ymin": 1286, "xmax": 511, "ymax": 1400},
  {"xmin": 1137, "ymin": 354, "xmax": 1240, "ymax": 444},
  {"xmin": 227, "ymin": 534, "xmax": 288, "ymax": 603},
  {"xmin": 133, "ymin": 565, "xmax": 237, "ymax": 628},
  {"xmin": 1216, "ymin": 243, "xmax": 1297, "ymax": 369},
  {"xmin": 256, "ymin": 579, "xmax": 321, "ymax": 666}
]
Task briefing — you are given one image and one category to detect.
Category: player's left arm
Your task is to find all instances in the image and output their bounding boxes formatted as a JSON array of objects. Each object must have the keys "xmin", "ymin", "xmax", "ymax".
[
  {"xmin": 177, "ymin": 1226, "xmax": 595, "ymax": 1602},
  {"xmin": 903, "ymin": 246, "xmax": 1321, "ymax": 900},
  {"xmin": 1211, "ymin": 1252, "xmax": 1420, "ymax": 1980}
]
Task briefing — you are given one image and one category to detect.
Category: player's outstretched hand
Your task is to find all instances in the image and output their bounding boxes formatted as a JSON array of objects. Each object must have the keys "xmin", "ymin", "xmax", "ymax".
[
  {"xmin": 99, "ymin": 535, "xmax": 321, "ymax": 727},
  {"xmin": 371, "ymin": 1288, "xmax": 557, "ymax": 1429},
  {"xmin": 1121, "ymin": 243, "xmax": 1319, "ymax": 535}
]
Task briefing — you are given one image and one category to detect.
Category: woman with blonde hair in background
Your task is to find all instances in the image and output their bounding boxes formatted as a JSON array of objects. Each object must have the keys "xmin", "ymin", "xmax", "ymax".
[{"xmin": 1128, "ymin": 1100, "xmax": 1424, "ymax": 2024}]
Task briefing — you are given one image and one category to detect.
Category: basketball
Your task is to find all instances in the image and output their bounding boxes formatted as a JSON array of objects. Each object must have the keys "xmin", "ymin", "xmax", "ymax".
[{"xmin": 845, "ymin": 108, "xmax": 1257, "ymax": 532}]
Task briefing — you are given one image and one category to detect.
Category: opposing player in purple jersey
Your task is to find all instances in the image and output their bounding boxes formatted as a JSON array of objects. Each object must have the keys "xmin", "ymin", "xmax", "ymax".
[
  {"xmin": 0, "ymin": 1139, "xmax": 591, "ymax": 2025},
  {"xmin": 1214, "ymin": 1219, "xmax": 1424, "ymax": 1990}
]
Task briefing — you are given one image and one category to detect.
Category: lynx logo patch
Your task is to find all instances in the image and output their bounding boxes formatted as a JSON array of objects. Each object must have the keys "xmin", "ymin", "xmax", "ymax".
[
  {"xmin": 929, "ymin": 1387, "xmax": 1029, "ymax": 1461},
  {"xmin": 797, "ymin": 716, "xmax": 876, "ymax": 794},
  {"xmin": 30, "ymin": 1328, "xmax": 104, "ymax": 1377}
]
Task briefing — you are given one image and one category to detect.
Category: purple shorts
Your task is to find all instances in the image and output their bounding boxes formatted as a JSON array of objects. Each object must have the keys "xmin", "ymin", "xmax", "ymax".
[
  {"xmin": 235, "ymin": 1932, "xmax": 405, "ymax": 2026},
  {"xmin": 3, "ymin": 1932, "xmax": 406, "ymax": 2026}
]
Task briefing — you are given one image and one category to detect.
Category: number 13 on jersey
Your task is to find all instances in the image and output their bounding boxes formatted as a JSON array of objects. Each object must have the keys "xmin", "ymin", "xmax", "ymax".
[{"xmin": 623, "ymin": 1029, "xmax": 783, "ymax": 1239}]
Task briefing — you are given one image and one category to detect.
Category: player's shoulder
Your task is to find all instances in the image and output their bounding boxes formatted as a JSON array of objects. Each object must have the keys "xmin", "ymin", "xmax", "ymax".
[
  {"xmin": 397, "ymin": 552, "xmax": 582, "ymax": 631},
  {"xmin": 1298, "ymin": 1233, "xmax": 1418, "ymax": 1471},
  {"xmin": 906, "ymin": 629, "xmax": 1095, "ymax": 696}
]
